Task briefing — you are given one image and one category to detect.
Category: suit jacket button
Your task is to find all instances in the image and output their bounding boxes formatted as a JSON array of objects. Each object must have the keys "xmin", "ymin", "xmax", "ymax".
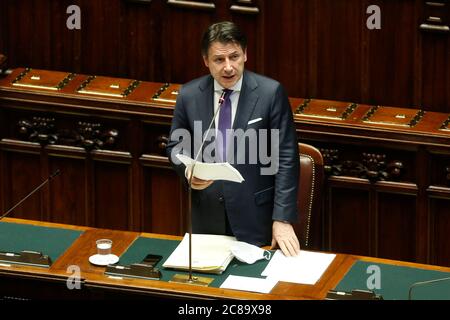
[{"xmin": 218, "ymin": 196, "xmax": 224, "ymax": 203}]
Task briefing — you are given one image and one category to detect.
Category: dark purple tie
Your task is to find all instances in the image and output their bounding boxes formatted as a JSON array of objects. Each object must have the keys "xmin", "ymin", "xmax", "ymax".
[{"xmin": 217, "ymin": 89, "xmax": 233, "ymax": 162}]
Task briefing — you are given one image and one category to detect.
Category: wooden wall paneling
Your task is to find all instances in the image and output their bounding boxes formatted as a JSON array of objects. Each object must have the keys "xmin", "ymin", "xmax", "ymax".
[
  {"xmin": 376, "ymin": 188, "xmax": 417, "ymax": 262},
  {"xmin": 126, "ymin": 117, "xmax": 144, "ymax": 232},
  {"xmin": 4, "ymin": 1, "xmax": 33, "ymax": 68},
  {"xmin": 1, "ymin": 0, "xmax": 449, "ymax": 112},
  {"xmin": 229, "ymin": 0, "xmax": 262, "ymax": 77},
  {"xmin": 48, "ymin": 0, "xmax": 82, "ymax": 73},
  {"xmin": 260, "ymin": 0, "xmax": 309, "ymax": 98},
  {"xmin": 429, "ymin": 149, "xmax": 450, "ymax": 188},
  {"xmin": 419, "ymin": 0, "xmax": 450, "ymax": 113},
  {"xmin": 162, "ymin": 1, "xmax": 220, "ymax": 84},
  {"xmin": 420, "ymin": 34, "xmax": 450, "ymax": 113},
  {"xmin": 31, "ymin": 0, "xmax": 52, "ymax": 68},
  {"xmin": 415, "ymin": 145, "xmax": 430, "ymax": 263},
  {"xmin": 79, "ymin": 0, "xmax": 122, "ymax": 76},
  {"xmin": 120, "ymin": 0, "xmax": 164, "ymax": 81},
  {"xmin": 140, "ymin": 155, "xmax": 186, "ymax": 236},
  {"xmin": 4, "ymin": 0, "xmax": 52, "ymax": 68},
  {"xmin": 314, "ymin": 0, "xmax": 365, "ymax": 102},
  {"xmin": 46, "ymin": 146, "xmax": 88, "ymax": 226},
  {"xmin": 365, "ymin": 0, "xmax": 418, "ymax": 108},
  {"xmin": 428, "ymin": 188, "xmax": 450, "ymax": 266},
  {"xmin": 92, "ymin": 152, "xmax": 132, "ymax": 230},
  {"xmin": 326, "ymin": 177, "xmax": 371, "ymax": 255},
  {"xmin": 0, "ymin": 146, "xmax": 43, "ymax": 221},
  {"xmin": 0, "ymin": 0, "xmax": 7, "ymax": 55}
]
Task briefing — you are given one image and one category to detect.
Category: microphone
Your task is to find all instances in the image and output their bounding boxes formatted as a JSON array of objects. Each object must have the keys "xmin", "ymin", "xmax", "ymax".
[
  {"xmin": 191, "ymin": 89, "xmax": 227, "ymax": 163},
  {"xmin": 408, "ymin": 276, "xmax": 450, "ymax": 300},
  {"xmin": 0, "ymin": 169, "xmax": 61, "ymax": 221},
  {"xmin": 172, "ymin": 90, "xmax": 227, "ymax": 286}
]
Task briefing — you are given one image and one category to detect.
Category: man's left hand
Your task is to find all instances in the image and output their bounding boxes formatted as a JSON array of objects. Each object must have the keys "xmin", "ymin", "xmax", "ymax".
[{"xmin": 271, "ymin": 220, "xmax": 300, "ymax": 257}]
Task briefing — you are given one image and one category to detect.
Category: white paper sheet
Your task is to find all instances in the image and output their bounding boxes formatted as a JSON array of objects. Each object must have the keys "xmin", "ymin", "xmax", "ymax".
[
  {"xmin": 261, "ymin": 250, "xmax": 336, "ymax": 285},
  {"xmin": 220, "ymin": 275, "xmax": 279, "ymax": 294},
  {"xmin": 176, "ymin": 154, "xmax": 244, "ymax": 183}
]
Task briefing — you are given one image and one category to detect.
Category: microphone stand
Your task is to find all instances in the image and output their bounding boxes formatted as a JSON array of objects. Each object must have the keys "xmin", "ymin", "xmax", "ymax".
[
  {"xmin": 408, "ymin": 276, "xmax": 450, "ymax": 300},
  {"xmin": 0, "ymin": 169, "xmax": 61, "ymax": 221},
  {"xmin": 171, "ymin": 91, "xmax": 227, "ymax": 286},
  {"xmin": 0, "ymin": 169, "xmax": 61, "ymax": 267}
]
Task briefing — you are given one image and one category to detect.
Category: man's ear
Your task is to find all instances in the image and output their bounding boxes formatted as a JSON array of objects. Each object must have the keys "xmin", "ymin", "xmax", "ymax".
[
  {"xmin": 202, "ymin": 55, "xmax": 209, "ymax": 68},
  {"xmin": 244, "ymin": 49, "xmax": 247, "ymax": 62}
]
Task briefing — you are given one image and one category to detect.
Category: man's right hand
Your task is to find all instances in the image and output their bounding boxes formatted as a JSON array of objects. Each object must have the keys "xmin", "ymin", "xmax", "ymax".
[{"xmin": 187, "ymin": 168, "xmax": 214, "ymax": 190}]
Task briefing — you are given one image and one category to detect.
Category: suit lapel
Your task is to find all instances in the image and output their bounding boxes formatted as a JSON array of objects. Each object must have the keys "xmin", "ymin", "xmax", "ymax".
[
  {"xmin": 232, "ymin": 71, "xmax": 259, "ymax": 132},
  {"xmin": 227, "ymin": 71, "xmax": 259, "ymax": 162}
]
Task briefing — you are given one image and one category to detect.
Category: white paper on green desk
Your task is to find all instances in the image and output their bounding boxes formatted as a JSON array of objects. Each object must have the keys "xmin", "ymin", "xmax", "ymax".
[
  {"xmin": 176, "ymin": 154, "xmax": 244, "ymax": 183},
  {"xmin": 261, "ymin": 250, "xmax": 336, "ymax": 285},
  {"xmin": 220, "ymin": 275, "xmax": 279, "ymax": 294}
]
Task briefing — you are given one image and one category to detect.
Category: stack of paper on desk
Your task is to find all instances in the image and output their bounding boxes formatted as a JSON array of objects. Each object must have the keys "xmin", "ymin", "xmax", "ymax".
[
  {"xmin": 163, "ymin": 233, "xmax": 237, "ymax": 274},
  {"xmin": 176, "ymin": 154, "xmax": 244, "ymax": 183},
  {"xmin": 261, "ymin": 250, "xmax": 336, "ymax": 285}
]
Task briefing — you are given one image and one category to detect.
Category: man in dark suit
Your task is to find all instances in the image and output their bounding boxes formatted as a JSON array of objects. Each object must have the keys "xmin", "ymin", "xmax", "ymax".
[{"xmin": 167, "ymin": 21, "xmax": 300, "ymax": 256}]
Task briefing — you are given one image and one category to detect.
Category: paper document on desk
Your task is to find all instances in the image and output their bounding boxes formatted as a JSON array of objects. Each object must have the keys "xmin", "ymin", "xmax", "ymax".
[
  {"xmin": 162, "ymin": 233, "xmax": 237, "ymax": 274},
  {"xmin": 220, "ymin": 275, "xmax": 279, "ymax": 294},
  {"xmin": 176, "ymin": 154, "xmax": 244, "ymax": 183},
  {"xmin": 261, "ymin": 250, "xmax": 336, "ymax": 285}
]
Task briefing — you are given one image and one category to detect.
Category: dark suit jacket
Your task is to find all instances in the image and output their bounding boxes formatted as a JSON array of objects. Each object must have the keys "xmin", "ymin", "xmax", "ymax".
[{"xmin": 167, "ymin": 70, "xmax": 299, "ymax": 246}]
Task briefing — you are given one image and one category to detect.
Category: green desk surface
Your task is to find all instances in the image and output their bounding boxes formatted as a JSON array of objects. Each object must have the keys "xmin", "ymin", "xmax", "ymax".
[
  {"xmin": 335, "ymin": 260, "xmax": 450, "ymax": 300},
  {"xmin": 0, "ymin": 221, "xmax": 83, "ymax": 264},
  {"xmin": 119, "ymin": 236, "xmax": 272, "ymax": 288}
]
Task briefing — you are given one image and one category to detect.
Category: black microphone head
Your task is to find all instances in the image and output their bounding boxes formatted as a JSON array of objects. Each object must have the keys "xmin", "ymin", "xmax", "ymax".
[{"xmin": 218, "ymin": 90, "xmax": 227, "ymax": 106}]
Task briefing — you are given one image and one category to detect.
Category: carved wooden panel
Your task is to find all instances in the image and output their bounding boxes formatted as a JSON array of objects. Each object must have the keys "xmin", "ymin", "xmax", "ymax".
[
  {"xmin": 0, "ymin": 149, "xmax": 42, "ymax": 221},
  {"xmin": 48, "ymin": 154, "xmax": 87, "ymax": 226},
  {"xmin": 428, "ymin": 150, "xmax": 450, "ymax": 187},
  {"xmin": 93, "ymin": 160, "xmax": 131, "ymax": 230},
  {"xmin": 14, "ymin": 114, "xmax": 122, "ymax": 152},
  {"xmin": 141, "ymin": 155, "xmax": 186, "ymax": 235},
  {"xmin": 326, "ymin": 183, "xmax": 371, "ymax": 255},
  {"xmin": 429, "ymin": 197, "xmax": 450, "ymax": 266},
  {"xmin": 316, "ymin": 143, "xmax": 413, "ymax": 183},
  {"xmin": 376, "ymin": 192, "xmax": 416, "ymax": 262}
]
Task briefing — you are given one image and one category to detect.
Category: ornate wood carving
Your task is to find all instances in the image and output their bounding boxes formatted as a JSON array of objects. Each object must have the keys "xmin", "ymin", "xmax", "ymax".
[
  {"xmin": 157, "ymin": 134, "xmax": 169, "ymax": 151},
  {"xmin": 321, "ymin": 148, "xmax": 341, "ymax": 176},
  {"xmin": 17, "ymin": 118, "xmax": 119, "ymax": 151},
  {"xmin": 75, "ymin": 122, "xmax": 119, "ymax": 151},
  {"xmin": 320, "ymin": 148, "xmax": 404, "ymax": 182},
  {"xmin": 18, "ymin": 117, "xmax": 58, "ymax": 146}
]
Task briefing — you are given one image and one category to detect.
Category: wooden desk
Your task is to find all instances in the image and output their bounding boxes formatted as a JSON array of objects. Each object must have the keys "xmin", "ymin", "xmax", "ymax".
[{"xmin": 2, "ymin": 218, "xmax": 450, "ymax": 300}]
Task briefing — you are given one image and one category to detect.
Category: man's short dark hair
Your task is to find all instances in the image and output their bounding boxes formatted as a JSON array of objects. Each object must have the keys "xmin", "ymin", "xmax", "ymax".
[{"xmin": 201, "ymin": 21, "xmax": 247, "ymax": 57}]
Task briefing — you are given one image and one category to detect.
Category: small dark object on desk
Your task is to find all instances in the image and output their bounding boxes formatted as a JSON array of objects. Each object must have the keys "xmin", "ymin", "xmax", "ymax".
[
  {"xmin": 326, "ymin": 289, "xmax": 383, "ymax": 300},
  {"xmin": 105, "ymin": 263, "xmax": 162, "ymax": 280}
]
